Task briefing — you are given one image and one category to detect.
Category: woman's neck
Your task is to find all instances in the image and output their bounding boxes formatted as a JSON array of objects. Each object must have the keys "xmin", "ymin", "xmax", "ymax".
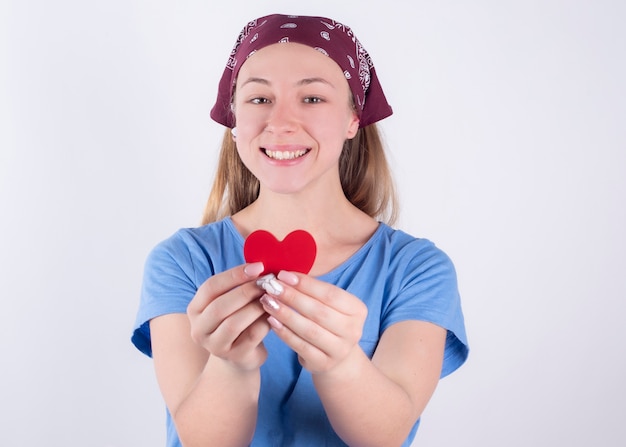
[
  {"xmin": 232, "ymin": 188, "xmax": 376, "ymax": 243},
  {"xmin": 231, "ymin": 187, "xmax": 380, "ymax": 276}
]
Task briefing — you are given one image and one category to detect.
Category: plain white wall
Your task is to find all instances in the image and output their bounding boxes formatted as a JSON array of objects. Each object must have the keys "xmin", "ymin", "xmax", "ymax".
[{"xmin": 2, "ymin": 1, "xmax": 624, "ymax": 446}]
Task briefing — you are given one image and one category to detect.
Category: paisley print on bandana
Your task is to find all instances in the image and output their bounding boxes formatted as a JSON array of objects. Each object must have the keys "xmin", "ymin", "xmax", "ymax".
[{"xmin": 210, "ymin": 14, "xmax": 393, "ymax": 129}]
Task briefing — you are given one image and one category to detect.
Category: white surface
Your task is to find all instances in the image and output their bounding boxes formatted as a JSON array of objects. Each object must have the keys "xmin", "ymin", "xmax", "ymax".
[{"xmin": 2, "ymin": 1, "xmax": 624, "ymax": 446}]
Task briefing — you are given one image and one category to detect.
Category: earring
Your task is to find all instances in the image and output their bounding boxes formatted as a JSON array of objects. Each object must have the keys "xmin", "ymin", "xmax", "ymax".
[{"xmin": 231, "ymin": 127, "xmax": 237, "ymax": 138}]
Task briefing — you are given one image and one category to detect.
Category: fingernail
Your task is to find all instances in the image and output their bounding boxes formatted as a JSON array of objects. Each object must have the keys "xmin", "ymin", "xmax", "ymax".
[
  {"xmin": 255, "ymin": 273, "xmax": 283, "ymax": 295},
  {"xmin": 267, "ymin": 315, "xmax": 283, "ymax": 329},
  {"xmin": 263, "ymin": 278, "xmax": 284, "ymax": 295},
  {"xmin": 244, "ymin": 262, "xmax": 265, "ymax": 277},
  {"xmin": 260, "ymin": 294, "xmax": 280, "ymax": 311},
  {"xmin": 255, "ymin": 273, "xmax": 275, "ymax": 287},
  {"xmin": 277, "ymin": 270, "xmax": 299, "ymax": 286},
  {"xmin": 256, "ymin": 274, "xmax": 283, "ymax": 295}
]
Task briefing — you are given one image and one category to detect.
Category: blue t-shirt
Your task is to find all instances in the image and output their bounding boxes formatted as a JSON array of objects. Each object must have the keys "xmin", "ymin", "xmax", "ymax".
[{"xmin": 132, "ymin": 217, "xmax": 468, "ymax": 447}]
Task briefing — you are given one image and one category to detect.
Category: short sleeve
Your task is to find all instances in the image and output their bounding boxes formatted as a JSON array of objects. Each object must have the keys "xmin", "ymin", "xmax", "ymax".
[
  {"xmin": 381, "ymin": 240, "xmax": 469, "ymax": 378},
  {"xmin": 131, "ymin": 234, "xmax": 201, "ymax": 358}
]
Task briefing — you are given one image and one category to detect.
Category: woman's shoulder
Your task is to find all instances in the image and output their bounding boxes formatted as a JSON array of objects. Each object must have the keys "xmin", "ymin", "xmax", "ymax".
[
  {"xmin": 153, "ymin": 217, "xmax": 241, "ymax": 253},
  {"xmin": 376, "ymin": 223, "xmax": 449, "ymax": 261},
  {"xmin": 367, "ymin": 224, "xmax": 457, "ymax": 288},
  {"xmin": 144, "ymin": 217, "xmax": 243, "ymax": 272},
  {"xmin": 323, "ymin": 223, "xmax": 453, "ymax": 281}
]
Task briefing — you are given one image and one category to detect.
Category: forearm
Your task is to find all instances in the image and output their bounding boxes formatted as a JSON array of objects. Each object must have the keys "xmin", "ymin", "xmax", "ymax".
[
  {"xmin": 173, "ymin": 355, "xmax": 260, "ymax": 447},
  {"xmin": 313, "ymin": 348, "xmax": 419, "ymax": 447}
]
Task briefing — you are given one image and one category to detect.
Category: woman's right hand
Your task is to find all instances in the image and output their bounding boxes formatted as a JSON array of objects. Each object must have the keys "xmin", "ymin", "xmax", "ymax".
[{"xmin": 186, "ymin": 262, "xmax": 271, "ymax": 371}]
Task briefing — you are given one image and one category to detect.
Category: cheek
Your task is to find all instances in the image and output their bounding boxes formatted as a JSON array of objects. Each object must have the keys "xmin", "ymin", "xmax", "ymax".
[
  {"xmin": 233, "ymin": 117, "xmax": 259, "ymax": 144},
  {"xmin": 234, "ymin": 109, "xmax": 267, "ymax": 135},
  {"xmin": 234, "ymin": 141, "xmax": 256, "ymax": 173},
  {"xmin": 323, "ymin": 110, "xmax": 359, "ymax": 140}
]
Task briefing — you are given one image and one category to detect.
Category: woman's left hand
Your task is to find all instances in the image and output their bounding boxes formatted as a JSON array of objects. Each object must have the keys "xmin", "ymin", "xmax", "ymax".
[{"xmin": 258, "ymin": 270, "xmax": 368, "ymax": 374}]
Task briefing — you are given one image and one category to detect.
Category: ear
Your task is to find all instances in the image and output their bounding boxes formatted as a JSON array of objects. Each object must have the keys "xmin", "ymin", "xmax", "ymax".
[{"xmin": 346, "ymin": 112, "xmax": 360, "ymax": 139}]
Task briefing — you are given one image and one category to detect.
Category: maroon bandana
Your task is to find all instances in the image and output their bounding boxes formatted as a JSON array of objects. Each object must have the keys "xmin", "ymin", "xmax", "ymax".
[{"xmin": 210, "ymin": 14, "xmax": 393, "ymax": 128}]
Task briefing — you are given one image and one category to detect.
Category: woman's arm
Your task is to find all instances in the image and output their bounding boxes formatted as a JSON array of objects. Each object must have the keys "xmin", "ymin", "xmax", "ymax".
[
  {"xmin": 259, "ymin": 271, "xmax": 446, "ymax": 447},
  {"xmin": 150, "ymin": 263, "xmax": 270, "ymax": 447},
  {"xmin": 313, "ymin": 320, "xmax": 446, "ymax": 447}
]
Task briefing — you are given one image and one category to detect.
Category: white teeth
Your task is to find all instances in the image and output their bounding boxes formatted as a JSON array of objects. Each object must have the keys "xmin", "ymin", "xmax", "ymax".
[{"xmin": 264, "ymin": 149, "xmax": 308, "ymax": 160}]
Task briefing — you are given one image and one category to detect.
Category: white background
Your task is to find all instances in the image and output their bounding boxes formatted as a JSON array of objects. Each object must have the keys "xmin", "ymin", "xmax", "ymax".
[{"xmin": 2, "ymin": 1, "xmax": 625, "ymax": 446}]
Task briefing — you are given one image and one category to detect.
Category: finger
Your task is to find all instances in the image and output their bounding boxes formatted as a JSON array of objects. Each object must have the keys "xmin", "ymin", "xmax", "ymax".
[
  {"xmin": 195, "ymin": 284, "xmax": 265, "ymax": 341},
  {"xmin": 266, "ymin": 314, "xmax": 331, "ymax": 371},
  {"xmin": 277, "ymin": 271, "xmax": 364, "ymax": 315},
  {"xmin": 210, "ymin": 313, "xmax": 271, "ymax": 372},
  {"xmin": 269, "ymin": 279, "xmax": 366, "ymax": 338},
  {"xmin": 188, "ymin": 262, "xmax": 264, "ymax": 315},
  {"xmin": 262, "ymin": 294, "xmax": 338, "ymax": 356},
  {"xmin": 231, "ymin": 314, "xmax": 272, "ymax": 353},
  {"xmin": 279, "ymin": 288, "xmax": 342, "ymax": 335},
  {"xmin": 229, "ymin": 316, "xmax": 272, "ymax": 371},
  {"xmin": 191, "ymin": 301, "xmax": 265, "ymax": 357}
]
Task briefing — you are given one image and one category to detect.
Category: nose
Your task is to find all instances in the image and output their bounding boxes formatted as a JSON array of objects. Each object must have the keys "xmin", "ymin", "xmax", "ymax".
[{"xmin": 265, "ymin": 100, "xmax": 298, "ymax": 135}]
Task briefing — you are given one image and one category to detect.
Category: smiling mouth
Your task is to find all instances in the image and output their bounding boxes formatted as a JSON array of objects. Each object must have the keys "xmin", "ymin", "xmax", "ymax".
[{"xmin": 263, "ymin": 149, "xmax": 310, "ymax": 160}]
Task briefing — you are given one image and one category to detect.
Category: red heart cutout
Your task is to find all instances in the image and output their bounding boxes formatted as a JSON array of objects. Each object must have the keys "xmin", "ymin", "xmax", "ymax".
[{"xmin": 243, "ymin": 230, "xmax": 317, "ymax": 275}]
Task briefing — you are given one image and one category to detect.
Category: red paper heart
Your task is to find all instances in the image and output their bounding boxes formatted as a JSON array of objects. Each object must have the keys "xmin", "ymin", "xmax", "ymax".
[{"xmin": 243, "ymin": 230, "xmax": 317, "ymax": 275}]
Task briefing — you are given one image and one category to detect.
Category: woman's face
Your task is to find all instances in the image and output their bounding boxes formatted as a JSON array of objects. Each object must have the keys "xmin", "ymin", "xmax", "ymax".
[{"xmin": 232, "ymin": 42, "xmax": 360, "ymax": 196}]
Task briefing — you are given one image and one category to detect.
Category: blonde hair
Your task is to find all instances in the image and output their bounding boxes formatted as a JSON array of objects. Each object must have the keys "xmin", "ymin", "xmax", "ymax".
[{"xmin": 201, "ymin": 124, "xmax": 398, "ymax": 226}]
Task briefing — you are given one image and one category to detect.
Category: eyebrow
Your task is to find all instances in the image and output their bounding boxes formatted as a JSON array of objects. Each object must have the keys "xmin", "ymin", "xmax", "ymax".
[
  {"xmin": 297, "ymin": 77, "xmax": 335, "ymax": 88},
  {"xmin": 239, "ymin": 77, "xmax": 335, "ymax": 88}
]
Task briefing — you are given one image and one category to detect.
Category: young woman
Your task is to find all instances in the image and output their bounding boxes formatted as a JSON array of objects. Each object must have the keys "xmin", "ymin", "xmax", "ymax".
[{"xmin": 132, "ymin": 13, "xmax": 468, "ymax": 447}]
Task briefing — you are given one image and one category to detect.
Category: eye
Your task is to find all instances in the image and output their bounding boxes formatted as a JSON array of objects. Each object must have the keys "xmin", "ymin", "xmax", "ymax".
[
  {"xmin": 250, "ymin": 97, "xmax": 270, "ymax": 105},
  {"xmin": 303, "ymin": 96, "xmax": 324, "ymax": 104}
]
